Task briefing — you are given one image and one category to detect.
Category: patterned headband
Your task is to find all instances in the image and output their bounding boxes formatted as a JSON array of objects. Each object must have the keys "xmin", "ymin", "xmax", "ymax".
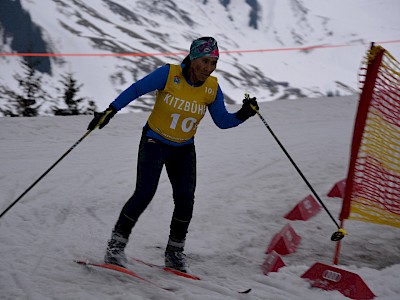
[{"xmin": 189, "ymin": 37, "xmax": 219, "ymax": 61}]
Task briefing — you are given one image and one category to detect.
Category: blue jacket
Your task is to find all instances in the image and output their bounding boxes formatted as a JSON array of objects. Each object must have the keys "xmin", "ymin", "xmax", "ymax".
[{"xmin": 111, "ymin": 64, "xmax": 243, "ymax": 146}]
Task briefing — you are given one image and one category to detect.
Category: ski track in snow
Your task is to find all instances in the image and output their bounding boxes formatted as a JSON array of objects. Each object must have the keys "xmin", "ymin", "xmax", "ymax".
[{"xmin": 1, "ymin": 96, "xmax": 400, "ymax": 299}]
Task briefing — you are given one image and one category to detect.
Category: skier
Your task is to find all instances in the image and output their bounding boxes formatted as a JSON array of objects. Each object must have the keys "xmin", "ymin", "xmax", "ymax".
[{"xmin": 87, "ymin": 37, "xmax": 258, "ymax": 272}]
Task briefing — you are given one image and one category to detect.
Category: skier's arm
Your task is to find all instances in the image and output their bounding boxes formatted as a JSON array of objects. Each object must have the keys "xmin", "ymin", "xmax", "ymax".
[
  {"xmin": 208, "ymin": 86, "xmax": 258, "ymax": 129},
  {"xmin": 87, "ymin": 65, "xmax": 170, "ymax": 130},
  {"xmin": 111, "ymin": 64, "xmax": 170, "ymax": 110},
  {"xmin": 208, "ymin": 86, "xmax": 242, "ymax": 129}
]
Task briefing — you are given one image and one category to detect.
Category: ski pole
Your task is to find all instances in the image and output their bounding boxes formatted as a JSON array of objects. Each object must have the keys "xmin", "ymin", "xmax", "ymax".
[
  {"xmin": 0, "ymin": 129, "xmax": 93, "ymax": 219},
  {"xmin": 244, "ymin": 94, "xmax": 346, "ymax": 241},
  {"xmin": 0, "ymin": 110, "xmax": 113, "ymax": 220}
]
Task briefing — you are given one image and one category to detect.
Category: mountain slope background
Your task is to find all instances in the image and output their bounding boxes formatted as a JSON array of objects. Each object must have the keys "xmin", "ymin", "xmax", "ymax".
[{"xmin": 1, "ymin": 0, "xmax": 400, "ymax": 114}]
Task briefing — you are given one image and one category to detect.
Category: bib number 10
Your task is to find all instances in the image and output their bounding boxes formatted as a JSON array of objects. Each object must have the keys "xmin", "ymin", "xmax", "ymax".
[{"xmin": 170, "ymin": 114, "xmax": 197, "ymax": 132}]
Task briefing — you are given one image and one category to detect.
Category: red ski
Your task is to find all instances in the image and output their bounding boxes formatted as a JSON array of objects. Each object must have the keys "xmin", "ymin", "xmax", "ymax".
[
  {"xmin": 130, "ymin": 257, "xmax": 251, "ymax": 294},
  {"xmin": 74, "ymin": 260, "xmax": 174, "ymax": 291},
  {"xmin": 130, "ymin": 257, "xmax": 201, "ymax": 280},
  {"xmin": 76, "ymin": 259, "xmax": 251, "ymax": 294}
]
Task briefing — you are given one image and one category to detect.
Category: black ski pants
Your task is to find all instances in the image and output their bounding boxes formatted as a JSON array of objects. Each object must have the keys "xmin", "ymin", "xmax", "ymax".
[{"xmin": 117, "ymin": 129, "xmax": 196, "ymax": 242}]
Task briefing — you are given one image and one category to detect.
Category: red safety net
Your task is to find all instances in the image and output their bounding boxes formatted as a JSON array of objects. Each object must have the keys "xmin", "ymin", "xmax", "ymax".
[{"xmin": 340, "ymin": 45, "xmax": 400, "ymax": 228}]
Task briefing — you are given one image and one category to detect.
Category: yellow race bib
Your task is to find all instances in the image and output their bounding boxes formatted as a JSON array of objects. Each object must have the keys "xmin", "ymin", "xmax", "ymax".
[{"xmin": 147, "ymin": 64, "xmax": 218, "ymax": 143}]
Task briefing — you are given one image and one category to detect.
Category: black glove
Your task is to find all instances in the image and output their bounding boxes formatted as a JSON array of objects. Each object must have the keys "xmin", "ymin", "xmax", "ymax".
[
  {"xmin": 236, "ymin": 96, "xmax": 259, "ymax": 121},
  {"xmin": 87, "ymin": 105, "xmax": 118, "ymax": 130}
]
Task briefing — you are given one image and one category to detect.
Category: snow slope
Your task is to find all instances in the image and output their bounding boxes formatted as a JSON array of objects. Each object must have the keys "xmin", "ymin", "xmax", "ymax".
[{"xmin": 1, "ymin": 96, "xmax": 399, "ymax": 299}]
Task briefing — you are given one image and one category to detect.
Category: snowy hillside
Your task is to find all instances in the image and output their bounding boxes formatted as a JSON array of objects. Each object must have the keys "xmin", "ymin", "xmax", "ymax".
[
  {"xmin": 1, "ymin": 0, "xmax": 400, "ymax": 113},
  {"xmin": 0, "ymin": 96, "xmax": 399, "ymax": 299}
]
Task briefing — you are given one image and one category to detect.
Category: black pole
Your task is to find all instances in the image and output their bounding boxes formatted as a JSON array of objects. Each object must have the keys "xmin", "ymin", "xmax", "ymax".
[
  {"xmin": 244, "ymin": 94, "xmax": 346, "ymax": 240},
  {"xmin": 0, "ymin": 130, "xmax": 93, "ymax": 219}
]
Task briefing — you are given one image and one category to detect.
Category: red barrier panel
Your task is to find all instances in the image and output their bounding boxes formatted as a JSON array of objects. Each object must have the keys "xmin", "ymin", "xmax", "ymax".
[
  {"xmin": 301, "ymin": 262, "xmax": 375, "ymax": 299},
  {"xmin": 266, "ymin": 224, "xmax": 301, "ymax": 255},
  {"xmin": 284, "ymin": 195, "xmax": 321, "ymax": 221},
  {"xmin": 260, "ymin": 251, "xmax": 286, "ymax": 275},
  {"xmin": 327, "ymin": 178, "xmax": 346, "ymax": 198}
]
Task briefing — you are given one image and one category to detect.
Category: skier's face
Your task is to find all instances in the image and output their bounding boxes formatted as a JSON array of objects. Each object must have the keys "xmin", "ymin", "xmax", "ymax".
[{"xmin": 190, "ymin": 57, "xmax": 218, "ymax": 83}]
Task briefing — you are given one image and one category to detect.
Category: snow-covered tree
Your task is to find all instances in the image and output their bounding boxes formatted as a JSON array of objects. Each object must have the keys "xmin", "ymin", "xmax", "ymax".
[
  {"xmin": 0, "ymin": 57, "xmax": 50, "ymax": 117},
  {"xmin": 53, "ymin": 72, "xmax": 97, "ymax": 115}
]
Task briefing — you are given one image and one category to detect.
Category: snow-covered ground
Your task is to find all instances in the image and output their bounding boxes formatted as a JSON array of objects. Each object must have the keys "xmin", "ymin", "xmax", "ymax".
[{"xmin": 1, "ymin": 96, "xmax": 399, "ymax": 299}]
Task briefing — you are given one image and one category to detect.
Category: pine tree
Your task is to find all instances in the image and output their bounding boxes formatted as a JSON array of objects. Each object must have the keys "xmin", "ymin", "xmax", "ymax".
[
  {"xmin": 0, "ymin": 57, "xmax": 49, "ymax": 117},
  {"xmin": 54, "ymin": 72, "xmax": 97, "ymax": 115}
]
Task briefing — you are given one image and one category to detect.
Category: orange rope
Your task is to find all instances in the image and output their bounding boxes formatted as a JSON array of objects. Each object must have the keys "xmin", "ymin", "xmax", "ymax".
[{"xmin": 1, "ymin": 40, "xmax": 399, "ymax": 57}]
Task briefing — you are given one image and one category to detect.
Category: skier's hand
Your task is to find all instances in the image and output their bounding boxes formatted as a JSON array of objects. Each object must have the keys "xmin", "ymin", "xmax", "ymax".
[
  {"xmin": 87, "ymin": 105, "xmax": 117, "ymax": 130},
  {"xmin": 236, "ymin": 96, "xmax": 259, "ymax": 121}
]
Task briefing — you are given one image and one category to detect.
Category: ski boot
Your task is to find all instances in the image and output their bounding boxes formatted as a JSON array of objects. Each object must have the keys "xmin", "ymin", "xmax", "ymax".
[
  {"xmin": 165, "ymin": 238, "xmax": 189, "ymax": 273},
  {"xmin": 165, "ymin": 250, "xmax": 189, "ymax": 273},
  {"xmin": 104, "ymin": 231, "xmax": 128, "ymax": 267}
]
